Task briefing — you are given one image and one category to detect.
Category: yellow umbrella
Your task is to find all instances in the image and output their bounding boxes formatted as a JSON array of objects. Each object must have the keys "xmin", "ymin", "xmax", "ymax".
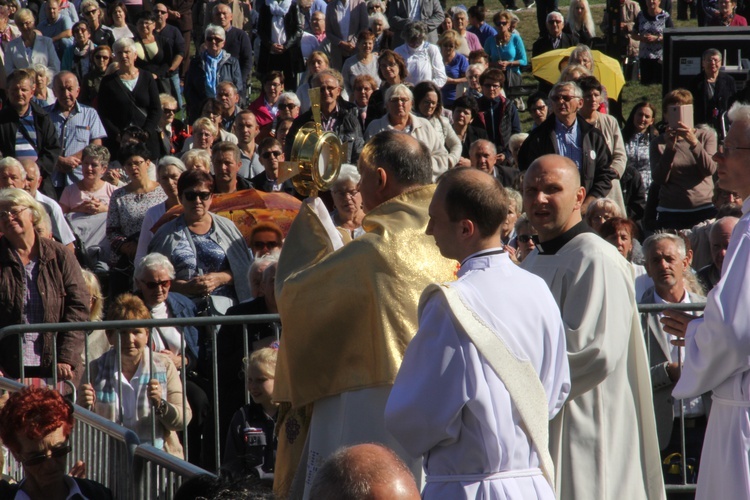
[{"xmin": 531, "ymin": 47, "xmax": 626, "ymax": 100}]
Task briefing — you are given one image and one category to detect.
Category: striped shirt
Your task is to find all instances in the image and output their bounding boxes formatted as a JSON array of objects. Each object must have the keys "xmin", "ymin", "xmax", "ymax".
[{"xmin": 15, "ymin": 106, "xmax": 38, "ymax": 162}]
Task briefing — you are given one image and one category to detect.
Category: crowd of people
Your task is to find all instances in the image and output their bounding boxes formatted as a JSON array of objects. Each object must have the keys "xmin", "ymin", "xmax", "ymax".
[{"xmin": 0, "ymin": 0, "xmax": 749, "ymax": 498}]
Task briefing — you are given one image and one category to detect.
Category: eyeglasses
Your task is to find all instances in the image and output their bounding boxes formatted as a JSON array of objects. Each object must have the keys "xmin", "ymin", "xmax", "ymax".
[
  {"xmin": 716, "ymin": 144, "xmax": 750, "ymax": 156},
  {"xmin": 529, "ymin": 105, "xmax": 547, "ymax": 112},
  {"xmin": 390, "ymin": 97, "xmax": 410, "ymax": 104},
  {"xmin": 83, "ymin": 8, "xmax": 98, "ymax": 15},
  {"xmin": 0, "ymin": 206, "xmax": 28, "ymax": 220},
  {"xmin": 550, "ymin": 94, "xmax": 579, "ymax": 102},
  {"xmin": 279, "ymin": 103, "xmax": 297, "ymax": 110},
  {"xmin": 482, "ymin": 83, "xmax": 501, "ymax": 89},
  {"xmin": 22, "ymin": 442, "xmax": 72, "ymax": 467},
  {"xmin": 162, "ymin": 107, "xmax": 177, "ymax": 114},
  {"xmin": 319, "ymin": 85, "xmax": 339, "ymax": 93},
  {"xmin": 206, "ymin": 36, "xmax": 223, "ymax": 43},
  {"xmin": 156, "ymin": 9, "xmax": 168, "ymax": 14},
  {"xmin": 94, "ymin": 54, "xmax": 110, "ymax": 60},
  {"xmin": 262, "ymin": 150, "xmax": 283, "ymax": 159},
  {"xmin": 125, "ymin": 159, "xmax": 147, "ymax": 168},
  {"xmin": 517, "ymin": 234, "xmax": 535, "ymax": 244},
  {"xmin": 183, "ymin": 191, "xmax": 211, "ymax": 202},
  {"xmin": 73, "ymin": 27, "xmax": 88, "ymax": 33},
  {"xmin": 253, "ymin": 241, "xmax": 280, "ymax": 250},
  {"xmin": 333, "ymin": 189, "xmax": 359, "ymax": 198},
  {"xmin": 498, "ymin": 21, "xmax": 508, "ymax": 26},
  {"xmin": 144, "ymin": 279, "xmax": 171, "ymax": 289}
]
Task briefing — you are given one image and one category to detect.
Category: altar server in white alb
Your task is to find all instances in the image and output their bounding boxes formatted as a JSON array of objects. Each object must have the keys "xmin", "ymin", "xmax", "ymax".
[
  {"xmin": 385, "ymin": 168, "xmax": 571, "ymax": 499},
  {"xmin": 521, "ymin": 155, "xmax": 665, "ymax": 500},
  {"xmin": 662, "ymin": 105, "xmax": 750, "ymax": 499}
]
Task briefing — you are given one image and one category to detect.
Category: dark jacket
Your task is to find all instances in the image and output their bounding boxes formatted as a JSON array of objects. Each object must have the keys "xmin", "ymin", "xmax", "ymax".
[
  {"xmin": 285, "ymin": 98, "xmax": 364, "ymax": 163},
  {"xmin": 224, "ymin": 26, "xmax": 254, "ymax": 85},
  {"xmin": 0, "ymin": 478, "xmax": 112, "ymax": 499},
  {"xmin": 257, "ymin": 2, "xmax": 304, "ymax": 83},
  {"xmin": 155, "ymin": 23, "xmax": 187, "ymax": 73},
  {"xmin": 0, "ymin": 236, "xmax": 90, "ymax": 385},
  {"xmin": 97, "ymin": 69, "xmax": 163, "ymax": 158},
  {"xmin": 460, "ymin": 124, "xmax": 489, "ymax": 159},
  {"xmin": 689, "ymin": 71, "xmax": 736, "ymax": 139},
  {"xmin": 473, "ymin": 96, "xmax": 521, "ymax": 164},
  {"xmin": 165, "ymin": 292, "xmax": 201, "ymax": 370},
  {"xmin": 518, "ymin": 115, "xmax": 616, "ymax": 200},
  {"xmin": 184, "ymin": 51, "xmax": 244, "ymax": 123},
  {"xmin": 134, "ymin": 34, "xmax": 173, "ymax": 78},
  {"xmin": 620, "ymin": 164, "xmax": 647, "ymax": 222},
  {"xmin": 0, "ymin": 101, "xmax": 62, "ymax": 181},
  {"xmin": 250, "ymin": 171, "xmax": 297, "ymax": 196},
  {"xmin": 531, "ymin": 32, "xmax": 578, "ymax": 56}
]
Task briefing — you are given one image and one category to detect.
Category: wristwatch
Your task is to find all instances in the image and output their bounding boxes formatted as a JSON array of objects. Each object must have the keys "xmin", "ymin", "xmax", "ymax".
[{"xmin": 155, "ymin": 399, "xmax": 168, "ymax": 417}]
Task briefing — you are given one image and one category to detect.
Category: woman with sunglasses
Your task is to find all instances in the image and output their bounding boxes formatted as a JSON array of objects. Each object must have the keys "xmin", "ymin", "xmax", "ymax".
[
  {"xmin": 0, "ymin": 187, "xmax": 89, "ymax": 387},
  {"xmin": 79, "ymin": 0, "xmax": 115, "ymax": 47},
  {"xmin": 0, "ymin": 387, "xmax": 113, "ymax": 499},
  {"xmin": 484, "ymin": 11, "xmax": 526, "ymax": 79},
  {"xmin": 61, "ymin": 21, "xmax": 96, "ymax": 82},
  {"xmin": 148, "ymin": 169, "xmax": 253, "ymax": 307},
  {"xmin": 133, "ymin": 252, "xmax": 209, "ymax": 466},
  {"xmin": 80, "ymin": 45, "xmax": 112, "ymax": 106},
  {"xmin": 184, "ymin": 24, "xmax": 243, "ymax": 124}
]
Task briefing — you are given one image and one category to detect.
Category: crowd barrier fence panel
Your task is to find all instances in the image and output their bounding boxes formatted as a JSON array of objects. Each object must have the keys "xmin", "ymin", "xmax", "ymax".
[
  {"xmin": 638, "ymin": 301, "xmax": 706, "ymax": 495},
  {"xmin": 2, "ymin": 307, "xmax": 706, "ymax": 496},
  {"xmin": 0, "ymin": 314, "xmax": 280, "ymax": 475}
]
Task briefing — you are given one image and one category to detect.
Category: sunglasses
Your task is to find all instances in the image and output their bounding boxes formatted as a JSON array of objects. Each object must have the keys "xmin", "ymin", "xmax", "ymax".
[
  {"xmin": 22, "ymin": 442, "xmax": 72, "ymax": 467},
  {"xmin": 253, "ymin": 241, "xmax": 280, "ymax": 250},
  {"xmin": 162, "ymin": 107, "xmax": 177, "ymax": 114},
  {"xmin": 279, "ymin": 103, "xmax": 297, "ymax": 110},
  {"xmin": 498, "ymin": 21, "xmax": 508, "ymax": 26},
  {"xmin": 83, "ymin": 9, "xmax": 97, "ymax": 15},
  {"xmin": 156, "ymin": 9, "xmax": 168, "ymax": 14},
  {"xmin": 517, "ymin": 234, "xmax": 534, "ymax": 244},
  {"xmin": 262, "ymin": 150, "xmax": 283, "ymax": 159},
  {"xmin": 143, "ymin": 279, "xmax": 171, "ymax": 289},
  {"xmin": 183, "ymin": 191, "xmax": 211, "ymax": 202},
  {"xmin": 94, "ymin": 54, "xmax": 111, "ymax": 60},
  {"xmin": 550, "ymin": 94, "xmax": 579, "ymax": 102},
  {"xmin": 206, "ymin": 36, "xmax": 223, "ymax": 43}
]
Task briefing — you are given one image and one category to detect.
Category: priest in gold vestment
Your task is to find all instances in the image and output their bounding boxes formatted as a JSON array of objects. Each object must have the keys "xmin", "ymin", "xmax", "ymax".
[{"xmin": 272, "ymin": 131, "xmax": 457, "ymax": 498}]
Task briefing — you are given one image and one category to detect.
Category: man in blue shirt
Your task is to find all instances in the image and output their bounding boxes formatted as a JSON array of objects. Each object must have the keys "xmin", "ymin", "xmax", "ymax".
[{"xmin": 46, "ymin": 71, "xmax": 107, "ymax": 194}]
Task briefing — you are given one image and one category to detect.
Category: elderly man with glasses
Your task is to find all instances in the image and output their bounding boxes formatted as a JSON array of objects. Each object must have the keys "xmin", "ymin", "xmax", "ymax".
[
  {"xmin": 532, "ymin": 11, "xmax": 579, "ymax": 56},
  {"xmin": 518, "ymin": 80, "xmax": 615, "ymax": 213}
]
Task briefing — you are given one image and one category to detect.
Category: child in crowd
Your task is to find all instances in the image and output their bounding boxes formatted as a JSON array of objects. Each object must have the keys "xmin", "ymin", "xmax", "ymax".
[{"xmin": 222, "ymin": 345, "xmax": 279, "ymax": 480}]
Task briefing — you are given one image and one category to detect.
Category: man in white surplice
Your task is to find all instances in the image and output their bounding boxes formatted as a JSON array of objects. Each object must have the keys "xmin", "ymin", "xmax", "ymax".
[
  {"xmin": 385, "ymin": 168, "xmax": 571, "ymax": 499},
  {"xmin": 662, "ymin": 107, "xmax": 750, "ymax": 499},
  {"xmin": 520, "ymin": 155, "xmax": 666, "ymax": 500}
]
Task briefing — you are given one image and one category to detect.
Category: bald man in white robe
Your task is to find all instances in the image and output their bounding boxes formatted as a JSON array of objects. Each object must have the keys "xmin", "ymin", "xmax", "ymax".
[{"xmin": 521, "ymin": 155, "xmax": 665, "ymax": 500}]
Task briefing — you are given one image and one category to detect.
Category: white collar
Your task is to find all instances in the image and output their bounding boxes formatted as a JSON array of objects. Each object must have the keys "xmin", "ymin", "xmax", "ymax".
[{"xmin": 458, "ymin": 247, "xmax": 506, "ymax": 277}]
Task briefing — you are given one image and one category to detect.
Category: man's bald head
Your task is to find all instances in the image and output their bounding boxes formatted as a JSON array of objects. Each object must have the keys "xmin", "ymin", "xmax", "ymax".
[
  {"xmin": 357, "ymin": 131, "xmax": 432, "ymax": 212},
  {"xmin": 710, "ymin": 216, "xmax": 739, "ymax": 270},
  {"xmin": 523, "ymin": 154, "xmax": 586, "ymax": 242},
  {"xmin": 20, "ymin": 160, "xmax": 42, "ymax": 196},
  {"xmin": 309, "ymin": 443, "xmax": 420, "ymax": 500}
]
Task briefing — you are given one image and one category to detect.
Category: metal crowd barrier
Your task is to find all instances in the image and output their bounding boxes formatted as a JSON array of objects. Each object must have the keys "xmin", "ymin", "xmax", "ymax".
[
  {"xmin": 0, "ymin": 314, "xmax": 279, "ymax": 495},
  {"xmin": 638, "ymin": 301, "xmax": 707, "ymax": 495}
]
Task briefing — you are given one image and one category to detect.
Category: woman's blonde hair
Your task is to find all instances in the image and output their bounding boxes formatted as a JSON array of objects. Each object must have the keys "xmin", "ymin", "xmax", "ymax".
[
  {"xmin": 0, "ymin": 187, "xmax": 46, "ymax": 230},
  {"xmin": 567, "ymin": 0, "xmax": 596, "ymax": 41},
  {"xmin": 438, "ymin": 29, "xmax": 461, "ymax": 49},
  {"xmin": 181, "ymin": 148, "xmax": 212, "ymax": 172},
  {"xmin": 81, "ymin": 269, "xmax": 105, "ymax": 321},
  {"xmin": 192, "ymin": 117, "xmax": 218, "ymax": 137},
  {"xmin": 245, "ymin": 347, "xmax": 278, "ymax": 378}
]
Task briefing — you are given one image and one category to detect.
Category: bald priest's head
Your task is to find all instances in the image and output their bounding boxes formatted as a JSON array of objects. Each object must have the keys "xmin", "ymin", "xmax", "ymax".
[
  {"xmin": 523, "ymin": 154, "xmax": 586, "ymax": 243},
  {"xmin": 357, "ymin": 131, "xmax": 432, "ymax": 213}
]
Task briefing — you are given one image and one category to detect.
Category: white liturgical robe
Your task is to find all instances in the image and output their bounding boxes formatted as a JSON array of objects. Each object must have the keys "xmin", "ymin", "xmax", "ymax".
[
  {"xmin": 522, "ymin": 228, "xmax": 666, "ymax": 500},
  {"xmin": 385, "ymin": 251, "xmax": 571, "ymax": 499},
  {"xmin": 672, "ymin": 198, "xmax": 750, "ymax": 499}
]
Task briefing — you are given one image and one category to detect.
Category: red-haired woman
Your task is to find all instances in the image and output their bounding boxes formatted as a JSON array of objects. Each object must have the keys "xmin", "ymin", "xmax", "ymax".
[
  {"xmin": 0, "ymin": 386, "xmax": 113, "ymax": 499},
  {"xmin": 600, "ymin": 217, "xmax": 653, "ymax": 300}
]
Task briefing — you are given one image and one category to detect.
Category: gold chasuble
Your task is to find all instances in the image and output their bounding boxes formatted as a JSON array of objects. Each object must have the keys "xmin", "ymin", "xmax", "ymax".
[{"xmin": 272, "ymin": 184, "xmax": 456, "ymax": 497}]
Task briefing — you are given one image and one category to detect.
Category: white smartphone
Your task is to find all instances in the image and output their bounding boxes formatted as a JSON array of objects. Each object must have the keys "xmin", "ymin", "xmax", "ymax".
[{"xmin": 667, "ymin": 104, "xmax": 694, "ymax": 130}]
